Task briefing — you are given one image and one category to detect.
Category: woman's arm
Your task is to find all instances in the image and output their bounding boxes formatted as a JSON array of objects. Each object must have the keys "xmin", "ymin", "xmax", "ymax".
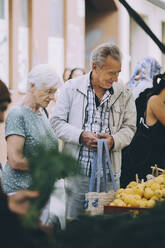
[{"xmin": 7, "ymin": 135, "xmax": 29, "ymax": 171}]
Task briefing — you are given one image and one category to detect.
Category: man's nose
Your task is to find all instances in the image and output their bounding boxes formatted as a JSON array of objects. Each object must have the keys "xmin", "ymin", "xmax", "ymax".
[
  {"xmin": 112, "ymin": 73, "xmax": 119, "ymax": 82},
  {"xmin": 49, "ymin": 94, "xmax": 55, "ymax": 100}
]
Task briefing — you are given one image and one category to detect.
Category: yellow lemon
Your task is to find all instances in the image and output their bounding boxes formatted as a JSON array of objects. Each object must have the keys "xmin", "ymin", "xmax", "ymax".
[
  {"xmin": 116, "ymin": 188, "xmax": 125, "ymax": 195},
  {"xmin": 126, "ymin": 181, "xmax": 138, "ymax": 188},
  {"xmin": 129, "ymin": 198, "xmax": 139, "ymax": 208},
  {"xmin": 154, "ymin": 176, "xmax": 165, "ymax": 184},
  {"xmin": 116, "ymin": 193, "xmax": 122, "ymax": 199},
  {"xmin": 146, "ymin": 199, "xmax": 155, "ymax": 208},
  {"xmin": 138, "ymin": 199, "xmax": 147, "ymax": 208},
  {"xmin": 122, "ymin": 194, "xmax": 134, "ymax": 204},
  {"xmin": 143, "ymin": 188, "xmax": 154, "ymax": 199},
  {"xmin": 154, "ymin": 189, "xmax": 163, "ymax": 199},
  {"xmin": 150, "ymin": 183, "xmax": 160, "ymax": 191},
  {"xmin": 151, "ymin": 195, "xmax": 159, "ymax": 201},
  {"xmin": 118, "ymin": 192, "xmax": 127, "ymax": 201},
  {"xmin": 124, "ymin": 188, "xmax": 134, "ymax": 194},
  {"xmin": 133, "ymin": 186, "xmax": 144, "ymax": 197},
  {"xmin": 134, "ymin": 194, "xmax": 141, "ymax": 200},
  {"xmin": 109, "ymin": 202, "xmax": 115, "ymax": 206},
  {"xmin": 161, "ymin": 189, "xmax": 165, "ymax": 197},
  {"xmin": 113, "ymin": 199, "xmax": 126, "ymax": 207},
  {"xmin": 145, "ymin": 179, "xmax": 155, "ymax": 187},
  {"xmin": 160, "ymin": 184, "xmax": 165, "ymax": 190}
]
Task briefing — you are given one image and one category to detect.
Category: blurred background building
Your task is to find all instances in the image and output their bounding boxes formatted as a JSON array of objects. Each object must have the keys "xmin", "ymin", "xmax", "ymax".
[{"xmin": 0, "ymin": 0, "xmax": 165, "ymax": 163}]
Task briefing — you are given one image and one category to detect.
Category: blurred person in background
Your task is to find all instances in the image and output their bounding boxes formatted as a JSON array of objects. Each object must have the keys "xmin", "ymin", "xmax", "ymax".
[
  {"xmin": 68, "ymin": 67, "xmax": 85, "ymax": 80},
  {"xmin": 1, "ymin": 64, "xmax": 61, "ymax": 194},
  {"xmin": 0, "ymin": 79, "xmax": 11, "ymax": 176},
  {"xmin": 128, "ymin": 57, "xmax": 161, "ymax": 100},
  {"xmin": 0, "ymin": 79, "xmax": 11, "ymax": 123},
  {"xmin": 131, "ymin": 58, "xmax": 161, "ymax": 127},
  {"xmin": 0, "ymin": 79, "xmax": 38, "ymax": 215},
  {"xmin": 121, "ymin": 73, "xmax": 165, "ymax": 187},
  {"xmin": 63, "ymin": 68, "xmax": 71, "ymax": 82},
  {"xmin": 51, "ymin": 43, "xmax": 136, "ymax": 218},
  {"xmin": 128, "ymin": 57, "xmax": 161, "ymax": 127}
]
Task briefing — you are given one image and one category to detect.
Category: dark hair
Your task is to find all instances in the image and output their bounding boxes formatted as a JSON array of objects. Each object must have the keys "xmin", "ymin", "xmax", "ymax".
[
  {"xmin": 147, "ymin": 73, "xmax": 165, "ymax": 99},
  {"xmin": 0, "ymin": 80, "xmax": 11, "ymax": 104},
  {"xmin": 68, "ymin": 68, "xmax": 85, "ymax": 80}
]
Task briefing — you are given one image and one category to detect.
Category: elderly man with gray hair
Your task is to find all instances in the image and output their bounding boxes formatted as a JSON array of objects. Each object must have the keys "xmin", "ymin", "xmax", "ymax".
[{"xmin": 51, "ymin": 43, "xmax": 136, "ymax": 218}]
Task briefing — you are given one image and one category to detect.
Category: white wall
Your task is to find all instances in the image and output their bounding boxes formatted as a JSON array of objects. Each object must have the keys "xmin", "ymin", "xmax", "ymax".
[
  {"xmin": 130, "ymin": 16, "xmax": 149, "ymax": 75},
  {"xmin": 119, "ymin": 0, "xmax": 165, "ymax": 83}
]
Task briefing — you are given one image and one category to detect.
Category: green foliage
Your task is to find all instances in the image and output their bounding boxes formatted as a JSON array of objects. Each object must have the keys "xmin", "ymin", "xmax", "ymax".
[
  {"xmin": 55, "ymin": 201, "xmax": 165, "ymax": 248},
  {"xmin": 20, "ymin": 145, "xmax": 165, "ymax": 246},
  {"xmin": 23, "ymin": 145, "xmax": 79, "ymax": 229}
]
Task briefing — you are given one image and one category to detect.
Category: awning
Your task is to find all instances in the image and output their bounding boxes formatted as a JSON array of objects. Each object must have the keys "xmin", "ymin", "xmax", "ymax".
[{"xmin": 86, "ymin": 0, "xmax": 117, "ymax": 12}]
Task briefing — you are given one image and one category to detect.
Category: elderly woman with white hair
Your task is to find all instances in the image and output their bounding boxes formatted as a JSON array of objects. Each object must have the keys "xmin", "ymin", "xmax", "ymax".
[{"xmin": 2, "ymin": 64, "xmax": 61, "ymax": 193}]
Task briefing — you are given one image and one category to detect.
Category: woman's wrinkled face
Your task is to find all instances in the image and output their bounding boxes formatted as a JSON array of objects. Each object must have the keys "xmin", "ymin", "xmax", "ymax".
[
  {"xmin": 0, "ymin": 102, "xmax": 9, "ymax": 123},
  {"xmin": 34, "ymin": 86, "xmax": 57, "ymax": 108}
]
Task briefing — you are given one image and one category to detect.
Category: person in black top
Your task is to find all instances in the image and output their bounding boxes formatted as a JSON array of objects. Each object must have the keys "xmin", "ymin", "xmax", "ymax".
[{"xmin": 121, "ymin": 73, "xmax": 165, "ymax": 187}]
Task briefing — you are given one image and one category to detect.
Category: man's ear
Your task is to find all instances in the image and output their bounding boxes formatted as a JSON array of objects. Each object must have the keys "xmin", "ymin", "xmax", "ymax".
[{"xmin": 92, "ymin": 63, "xmax": 98, "ymax": 73}]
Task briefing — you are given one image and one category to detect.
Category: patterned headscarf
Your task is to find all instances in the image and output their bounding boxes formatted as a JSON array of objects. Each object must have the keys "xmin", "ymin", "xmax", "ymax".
[{"xmin": 128, "ymin": 57, "xmax": 161, "ymax": 99}]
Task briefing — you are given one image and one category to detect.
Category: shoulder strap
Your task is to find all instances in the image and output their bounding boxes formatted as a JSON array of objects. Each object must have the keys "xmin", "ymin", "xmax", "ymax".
[
  {"xmin": 102, "ymin": 139, "xmax": 117, "ymax": 192},
  {"xmin": 89, "ymin": 139, "xmax": 117, "ymax": 193},
  {"xmin": 43, "ymin": 108, "xmax": 49, "ymax": 119}
]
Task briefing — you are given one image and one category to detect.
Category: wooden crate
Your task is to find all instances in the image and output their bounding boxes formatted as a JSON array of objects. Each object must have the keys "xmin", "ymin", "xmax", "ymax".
[{"xmin": 104, "ymin": 205, "xmax": 149, "ymax": 215}]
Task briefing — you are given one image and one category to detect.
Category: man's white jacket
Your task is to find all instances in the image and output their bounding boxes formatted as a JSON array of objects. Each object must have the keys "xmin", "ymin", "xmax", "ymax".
[{"xmin": 50, "ymin": 73, "xmax": 136, "ymax": 179}]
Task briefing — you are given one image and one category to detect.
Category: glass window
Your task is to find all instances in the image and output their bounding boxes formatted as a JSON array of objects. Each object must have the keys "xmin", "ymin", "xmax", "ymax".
[
  {"xmin": 0, "ymin": 0, "xmax": 9, "ymax": 86},
  {"xmin": 18, "ymin": 0, "xmax": 29, "ymax": 92},
  {"xmin": 48, "ymin": 0, "xmax": 64, "ymax": 77},
  {"xmin": 0, "ymin": 0, "xmax": 4, "ymax": 19},
  {"xmin": 130, "ymin": 16, "xmax": 148, "ymax": 75},
  {"xmin": 49, "ymin": 0, "xmax": 64, "ymax": 37},
  {"xmin": 19, "ymin": 0, "xmax": 28, "ymax": 27}
]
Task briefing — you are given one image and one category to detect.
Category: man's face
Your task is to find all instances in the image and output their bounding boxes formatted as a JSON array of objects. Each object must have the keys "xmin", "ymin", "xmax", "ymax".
[
  {"xmin": 92, "ymin": 55, "xmax": 121, "ymax": 90},
  {"xmin": 0, "ymin": 102, "xmax": 9, "ymax": 123}
]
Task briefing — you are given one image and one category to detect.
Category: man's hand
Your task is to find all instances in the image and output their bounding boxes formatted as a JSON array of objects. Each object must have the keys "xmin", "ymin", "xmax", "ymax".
[
  {"xmin": 8, "ymin": 190, "xmax": 39, "ymax": 216},
  {"xmin": 80, "ymin": 131, "xmax": 98, "ymax": 150},
  {"xmin": 97, "ymin": 133, "xmax": 114, "ymax": 151}
]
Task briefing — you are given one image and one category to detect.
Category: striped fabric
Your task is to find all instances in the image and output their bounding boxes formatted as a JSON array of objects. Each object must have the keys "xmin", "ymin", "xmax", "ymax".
[{"xmin": 78, "ymin": 82, "xmax": 112, "ymax": 176}]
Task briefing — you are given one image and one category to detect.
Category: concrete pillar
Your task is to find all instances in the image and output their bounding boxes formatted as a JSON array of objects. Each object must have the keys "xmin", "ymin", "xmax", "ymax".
[
  {"xmin": 31, "ymin": 0, "xmax": 49, "ymax": 66},
  {"xmin": 9, "ymin": 0, "xmax": 19, "ymax": 92},
  {"xmin": 64, "ymin": 0, "xmax": 85, "ymax": 69}
]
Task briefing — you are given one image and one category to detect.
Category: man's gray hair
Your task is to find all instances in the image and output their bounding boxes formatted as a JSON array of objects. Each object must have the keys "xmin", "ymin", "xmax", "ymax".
[
  {"xmin": 27, "ymin": 64, "xmax": 63, "ymax": 91},
  {"xmin": 90, "ymin": 43, "xmax": 122, "ymax": 69}
]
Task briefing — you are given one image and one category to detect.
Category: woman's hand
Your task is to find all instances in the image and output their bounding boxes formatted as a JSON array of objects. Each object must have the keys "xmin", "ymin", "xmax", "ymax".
[{"xmin": 8, "ymin": 190, "xmax": 39, "ymax": 216}]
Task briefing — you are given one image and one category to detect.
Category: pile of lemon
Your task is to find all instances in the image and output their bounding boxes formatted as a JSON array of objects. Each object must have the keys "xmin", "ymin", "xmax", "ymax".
[{"xmin": 109, "ymin": 174, "xmax": 165, "ymax": 208}]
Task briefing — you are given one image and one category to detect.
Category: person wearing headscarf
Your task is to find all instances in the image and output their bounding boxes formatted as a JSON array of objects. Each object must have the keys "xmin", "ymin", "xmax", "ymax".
[{"xmin": 128, "ymin": 57, "xmax": 161, "ymax": 100}]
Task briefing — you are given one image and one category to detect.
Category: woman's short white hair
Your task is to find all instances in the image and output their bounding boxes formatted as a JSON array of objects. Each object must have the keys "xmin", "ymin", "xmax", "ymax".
[
  {"xmin": 27, "ymin": 64, "xmax": 62, "ymax": 91},
  {"xmin": 90, "ymin": 43, "xmax": 122, "ymax": 69}
]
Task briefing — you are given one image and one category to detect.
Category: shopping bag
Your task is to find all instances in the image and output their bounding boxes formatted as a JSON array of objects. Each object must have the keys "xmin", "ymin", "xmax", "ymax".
[{"xmin": 84, "ymin": 138, "xmax": 117, "ymax": 215}]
